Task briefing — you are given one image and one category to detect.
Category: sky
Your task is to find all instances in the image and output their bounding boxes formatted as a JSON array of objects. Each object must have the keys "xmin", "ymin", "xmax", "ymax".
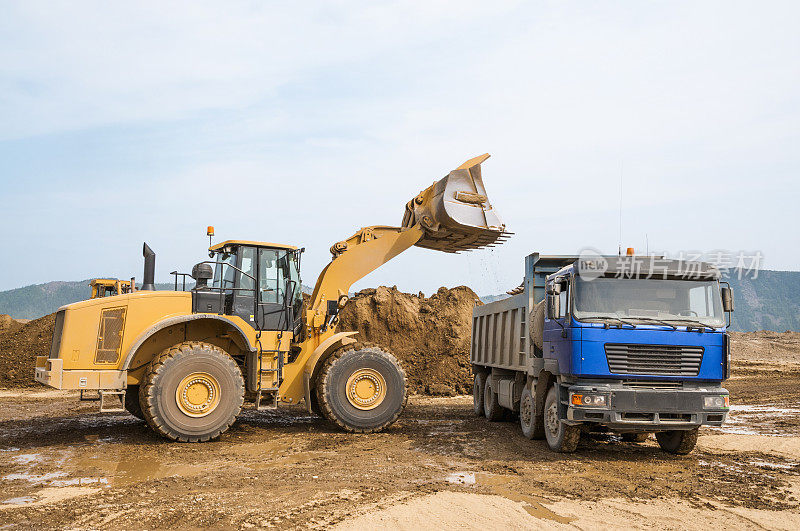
[{"xmin": 1, "ymin": 1, "xmax": 798, "ymax": 294}]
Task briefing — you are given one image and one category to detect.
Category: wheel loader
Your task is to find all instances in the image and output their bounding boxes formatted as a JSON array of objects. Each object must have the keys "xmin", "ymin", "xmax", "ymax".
[{"xmin": 34, "ymin": 154, "xmax": 508, "ymax": 442}]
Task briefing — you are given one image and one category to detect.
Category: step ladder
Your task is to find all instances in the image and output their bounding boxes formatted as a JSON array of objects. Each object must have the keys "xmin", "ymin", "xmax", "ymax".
[{"xmin": 254, "ymin": 349, "xmax": 282, "ymax": 411}]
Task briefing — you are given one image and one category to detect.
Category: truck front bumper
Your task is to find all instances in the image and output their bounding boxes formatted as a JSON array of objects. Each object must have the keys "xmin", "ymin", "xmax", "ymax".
[
  {"xmin": 34, "ymin": 356, "xmax": 125, "ymax": 390},
  {"xmin": 565, "ymin": 381, "xmax": 728, "ymax": 431}
]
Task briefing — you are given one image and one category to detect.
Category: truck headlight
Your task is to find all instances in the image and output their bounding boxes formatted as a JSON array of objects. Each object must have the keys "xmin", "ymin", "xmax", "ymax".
[
  {"xmin": 704, "ymin": 395, "xmax": 729, "ymax": 409},
  {"xmin": 570, "ymin": 393, "xmax": 607, "ymax": 407}
]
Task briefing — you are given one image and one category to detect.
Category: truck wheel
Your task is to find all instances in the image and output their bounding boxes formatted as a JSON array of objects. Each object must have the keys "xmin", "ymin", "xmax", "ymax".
[
  {"xmin": 622, "ymin": 432, "xmax": 650, "ymax": 443},
  {"xmin": 473, "ymin": 372, "xmax": 487, "ymax": 416},
  {"xmin": 124, "ymin": 385, "xmax": 144, "ymax": 420},
  {"xmin": 483, "ymin": 377, "xmax": 504, "ymax": 421},
  {"xmin": 655, "ymin": 429, "xmax": 698, "ymax": 455},
  {"xmin": 544, "ymin": 385, "xmax": 580, "ymax": 452},
  {"xmin": 528, "ymin": 301, "xmax": 545, "ymax": 351},
  {"xmin": 519, "ymin": 387, "xmax": 536, "ymax": 438},
  {"xmin": 317, "ymin": 347, "xmax": 407, "ymax": 433},
  {"xmin": 140, "ymin": 341, "xmax": 244, "ymax": 442}
]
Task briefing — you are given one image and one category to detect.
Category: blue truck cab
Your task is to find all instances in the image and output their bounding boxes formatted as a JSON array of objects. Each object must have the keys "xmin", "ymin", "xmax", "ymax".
[{"xmin": 470, "ymin": 252, "xmax": 734, "ymax": 454}]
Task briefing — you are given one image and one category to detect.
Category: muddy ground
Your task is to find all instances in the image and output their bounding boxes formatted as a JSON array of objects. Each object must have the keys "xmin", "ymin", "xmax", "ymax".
[{"xmin": 1, "ymin": 358, "xmax": 799, "ymax": 530}]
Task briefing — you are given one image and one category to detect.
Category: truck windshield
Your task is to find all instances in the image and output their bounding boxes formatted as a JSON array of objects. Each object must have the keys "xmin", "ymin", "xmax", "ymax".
[{"xmin": 573, "ymin": 277, "xmax": 725, "ymax": 327}]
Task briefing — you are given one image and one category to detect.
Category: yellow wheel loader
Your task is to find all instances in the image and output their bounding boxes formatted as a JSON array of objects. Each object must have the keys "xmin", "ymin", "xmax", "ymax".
[{"xmin": 34, "ymin": 154, "xmax": 508, "ymax": 442}]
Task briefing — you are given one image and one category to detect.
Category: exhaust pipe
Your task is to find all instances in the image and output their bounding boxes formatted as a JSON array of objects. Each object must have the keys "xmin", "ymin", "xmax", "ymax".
[{"xmin": 141, "ymin": 242, "xmax": 156, "ymax": 291}]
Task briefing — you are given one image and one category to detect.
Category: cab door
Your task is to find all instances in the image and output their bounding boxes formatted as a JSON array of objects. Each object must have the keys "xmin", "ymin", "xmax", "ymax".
[{"xmin": 543, "ymin": 276, "xmax": 574, "ymax": 372}]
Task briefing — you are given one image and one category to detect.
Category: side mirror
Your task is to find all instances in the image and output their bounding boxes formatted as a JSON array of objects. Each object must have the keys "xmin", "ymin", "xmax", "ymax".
[
  {"xmin": 546, "ymin": 281, "xmax": 562, "ymax": 296},
  {"xmin": 721, "ymin": 286, "xmax": 734, "ymax": 312},
  {"xmin": 547, "ymin": 293, "xmax": 561, "ymax": 319}
]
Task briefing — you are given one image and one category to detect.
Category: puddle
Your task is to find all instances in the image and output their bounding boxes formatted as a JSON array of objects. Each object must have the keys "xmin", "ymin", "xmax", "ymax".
[
  {"xmin": 3, "ymin": 472, "xmax": 67, "ymax": 483},
  {"xmin": 707, "ymin": 403, "xmax": 800, "ymax": 436},
  {"xmin": 0, "ymin": 447, "xmax": 20, "ymax": 452},
  {"xmin": 50, "ymin": 477, "xmax": 109, "ymax": 487},
  {"xmin": 1, "ymin": 496, "xmax": 34, "ymax": 506},
  {"xmin": 446, "ymin": 472, "xmax": 476, "ymax": 485},
  {"xmin": 11, "ymin": 454, "xmax": 41, "ymax": 465},
  {"xmin": 74, "ymin": 454, "xmax": 204, "ymax": 487},
  {"xmin": 748, "ymin": 459, "xmax": 797, "ymax": 470},
  {"xmin": 474, "ymin": 473, "xmax": 572, "ymax": 524}
]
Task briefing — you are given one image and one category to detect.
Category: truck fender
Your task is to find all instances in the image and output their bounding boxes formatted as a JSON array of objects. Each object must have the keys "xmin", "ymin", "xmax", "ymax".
[
  {"xmin": 121, "ymin": 314, "xmax": 254, "ymax": 371},
  {"xmin": 302, "ymin": 331, "xmax": 359, "ymax": 413}
]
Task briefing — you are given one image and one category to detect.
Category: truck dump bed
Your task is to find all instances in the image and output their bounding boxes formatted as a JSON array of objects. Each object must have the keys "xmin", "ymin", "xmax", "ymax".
[{"xmin": 470, "ymin": 254, "xmax": 578, "ymax": 371}]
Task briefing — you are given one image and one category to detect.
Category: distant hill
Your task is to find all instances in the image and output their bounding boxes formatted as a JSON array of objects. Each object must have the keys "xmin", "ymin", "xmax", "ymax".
[
  {"xmin": 0, "ymin": 280, "xmax": 315, "ymax": 320},
  {"xmin": 478, "ymin": 269, "xmax": 800, "ymax": 333}
]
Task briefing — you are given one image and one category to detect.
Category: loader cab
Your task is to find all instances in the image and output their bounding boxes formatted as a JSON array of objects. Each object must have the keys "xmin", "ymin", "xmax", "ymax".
[{"xmin": 192, "ymin": 240, "xmax": 303, "ymax": 332}]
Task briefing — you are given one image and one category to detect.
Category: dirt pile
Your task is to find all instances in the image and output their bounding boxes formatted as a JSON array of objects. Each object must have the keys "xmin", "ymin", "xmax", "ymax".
[
  {"xmin": 0, "ymin": 314, "xmax": 22, "ymax": 334},
  {"xmin": 338, "ymin": 286, "xmax": 481, "ymax": 395},
  {"xmin": 0, "ymin": 313, "xmax": 56, "ymax": 388}
]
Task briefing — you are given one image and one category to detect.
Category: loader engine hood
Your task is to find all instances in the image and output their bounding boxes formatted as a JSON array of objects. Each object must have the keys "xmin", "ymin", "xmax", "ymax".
[{"xmin": 402, "ymin": 154, "xmax": 509, "ymax": 252}]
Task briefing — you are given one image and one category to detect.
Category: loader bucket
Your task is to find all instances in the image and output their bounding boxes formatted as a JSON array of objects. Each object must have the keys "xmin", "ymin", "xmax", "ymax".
[{"xmin": 402, "ymin": 154, "xmax": 510, "ymax": 252}]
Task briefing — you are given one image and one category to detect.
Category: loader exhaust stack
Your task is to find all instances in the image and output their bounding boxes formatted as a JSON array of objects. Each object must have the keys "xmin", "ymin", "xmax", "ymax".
[
  {"xmin": 141, "ymin": 242, "xmax": 156, "ymax": 291},
  {"xmin": 402, "ymin": 153, "xmax": 510, "ymax": 252}
]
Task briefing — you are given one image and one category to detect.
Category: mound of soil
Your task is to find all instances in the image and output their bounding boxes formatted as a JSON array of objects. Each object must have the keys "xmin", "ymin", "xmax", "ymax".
[
  {"xmin": 0, "ymin": 314, "xmax": 22, "ymax": 334},
  {"xmin": 0, "ymin": 313, "xmax": 56, "ymax": 387},
  {"xmin": 338, "ymin": 286, "xmax": 481, "ymax": 395}
]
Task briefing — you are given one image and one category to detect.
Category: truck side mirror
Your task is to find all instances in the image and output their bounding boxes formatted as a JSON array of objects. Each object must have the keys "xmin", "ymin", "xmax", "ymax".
[
  {"xmin": 547, "ymin": 293, "xmax": 561, "ymax": 319},
  {"xmin": 721, "ymin": 286, "xmax": 734, "ymax": 312}
]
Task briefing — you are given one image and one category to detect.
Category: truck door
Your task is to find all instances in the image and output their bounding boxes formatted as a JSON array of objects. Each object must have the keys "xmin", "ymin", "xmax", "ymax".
[{"xmin": 543, "ymin": 277, "xmax": 573, "ymax": 372}]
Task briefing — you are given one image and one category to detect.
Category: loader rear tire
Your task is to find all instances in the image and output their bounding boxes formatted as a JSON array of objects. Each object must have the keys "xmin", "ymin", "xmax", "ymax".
[
  {"xmin": 124, "ymin": 385, "xmax": 144, "ymax": 420},
  {"xmin": 317, "ymin": 347, "xmax": 407, "ymax": 433},
  {"xmin": 529, "ymin": 301, "xmax": 545, "ymax": 351},
  {"xmin": 140, "ymin": 341, "xmax": 244, "ymax": 442}
]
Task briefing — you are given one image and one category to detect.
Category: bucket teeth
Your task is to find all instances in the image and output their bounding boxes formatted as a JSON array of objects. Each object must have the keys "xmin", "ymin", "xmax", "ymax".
[{"xmin": 403, "ymin": 154, "xmax": 510, "ymax": 253}]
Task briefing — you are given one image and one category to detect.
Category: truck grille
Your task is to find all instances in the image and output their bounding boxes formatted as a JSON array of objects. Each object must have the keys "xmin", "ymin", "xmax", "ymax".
[{"xmin": 605, "ymin": 344, "xmax": 703, "ymax": 376}]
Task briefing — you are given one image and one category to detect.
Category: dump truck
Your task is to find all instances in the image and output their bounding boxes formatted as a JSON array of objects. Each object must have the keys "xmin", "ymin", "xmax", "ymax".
[
  {"xmin": 35, "ymin": 154, "xmax": 508, "ymax": 442},
  {"xmin": 471, "ymin": 252, "xmax": 734, "ymax": 454}
]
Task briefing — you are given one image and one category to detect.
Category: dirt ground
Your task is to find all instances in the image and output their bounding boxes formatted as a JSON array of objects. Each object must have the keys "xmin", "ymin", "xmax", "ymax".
[{"xmin": 1, "ymin": 358, "xmax": 799, "ymax": 530}]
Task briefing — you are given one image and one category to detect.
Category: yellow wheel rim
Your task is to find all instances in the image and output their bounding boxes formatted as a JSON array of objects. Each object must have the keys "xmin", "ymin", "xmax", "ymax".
[
  {"xmin": 175, "ymin": 372, "xmax": 221, "ymax": 417},
  {"xmin": 345, "ymin": 368, "xmax": 387, "ymax": 410}
]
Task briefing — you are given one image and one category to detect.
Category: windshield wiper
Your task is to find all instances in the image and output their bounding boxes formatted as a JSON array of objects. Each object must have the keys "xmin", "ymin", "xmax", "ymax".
[
  {"xmin": 581, "ymin": 316, "xmax": 637, "ymax": 329},
  {"xmin": 668, "ymin": 319, "xmax": 717, "ymax": 331},
  {"xmin": 626, "ymin": 316, "xmax": 677, "ymax": 330}
]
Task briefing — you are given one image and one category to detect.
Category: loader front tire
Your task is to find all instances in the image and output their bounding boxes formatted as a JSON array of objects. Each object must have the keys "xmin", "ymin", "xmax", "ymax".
[
  {"xmin": 140, "ymin": 341, "xmax": 244, "ymax": 442},
  {"xmin": 317, "ymin": 347, "xmax": 407, "ymax": 433}
]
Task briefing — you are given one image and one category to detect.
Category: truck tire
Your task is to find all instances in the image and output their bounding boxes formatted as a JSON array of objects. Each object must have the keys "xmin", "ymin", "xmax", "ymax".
[
  {"xmin": 317, "ymin": 347, "xmax": 407, "ymax": 433},
  {"xmin": 528, "ymin": 301, "xmax": 545, "ymax": 351},
  {"xmin": 622, "ymin": 432, "xmax": 650, "ymax": 443},
  {"xmin": 483, "ymin": 377, "xmax": 504, "ymax": 421},
  {"xmin": 473, "ymin": 372, "xmax": 487, "ymax": 416},
  {"xmin": 519, "ymin": 387, "xmax": 536, "ymax": 438},
  {"xmin": 543, "ymin": 385, "xmax": 580, "ymax": 452},
  {"xmin": 655, "ymin": 428, "xmax": 698, "ymax": 455},
  {"xmin": 124, "ymin": 385, "xmax": 144, "ymax": 420},
  {"xmin": 140, "ymin": 341, "xmax": 244, "ymax": 442}
]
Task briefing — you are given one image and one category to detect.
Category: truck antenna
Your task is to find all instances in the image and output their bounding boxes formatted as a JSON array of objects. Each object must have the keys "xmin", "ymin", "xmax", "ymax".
[{"xmin": 618, "ymin": 161, "xmax": 623, "ymax": 256}]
